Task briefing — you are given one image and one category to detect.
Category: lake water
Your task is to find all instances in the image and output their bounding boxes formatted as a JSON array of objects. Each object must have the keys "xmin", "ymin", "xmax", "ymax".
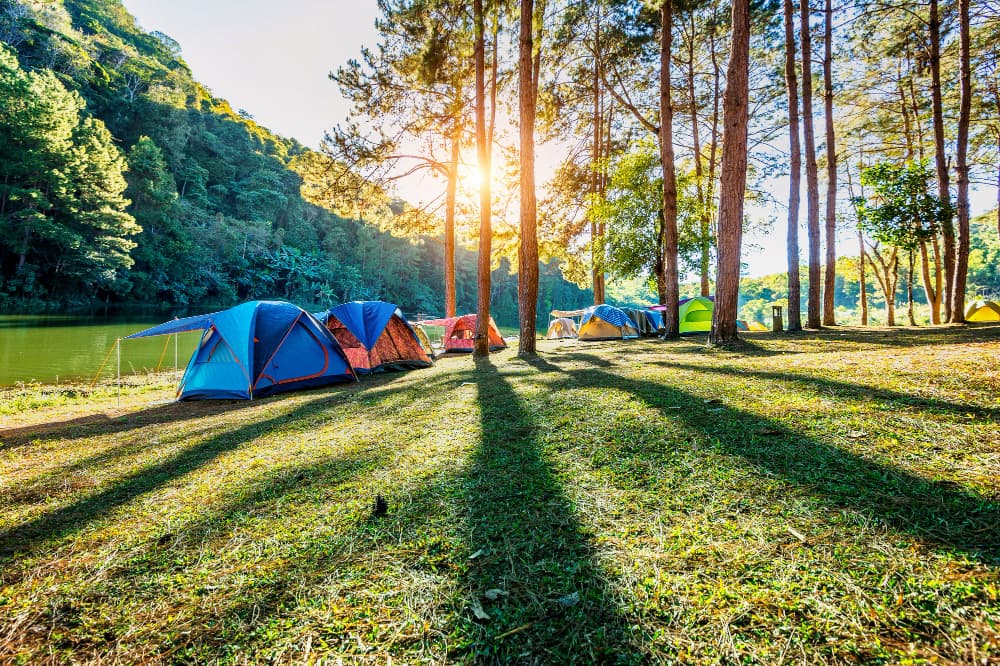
[{"xmin": 0, "ymin": 314, "xmax": 202, "ymax": 387}]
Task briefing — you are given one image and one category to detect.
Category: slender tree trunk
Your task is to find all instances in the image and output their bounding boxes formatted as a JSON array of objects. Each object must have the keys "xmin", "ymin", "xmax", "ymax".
[
  {"xmin": 951, "ymin": 0, "xmax": 971, "ymax": 323},
  {"xmin": 919, "ymin": 241, "xmax": 940, "ymax": 324},
  {"xmin": 445, "ymin": 130, "xmax": 460, "ymax": 319},
  {"xmin": 473, "ymin": 0, "xmax": 492, "ymax": 357},
  {"xmin": 708, "ymin": 16, "xmax": 720, "ymax": 237},
  {"xmin": 800, "ymin": 0, "xmax": 821, "ymax": 328},
  {"xmin": 822, "ymin": 0, "xmax": 837, "ymax": 326},
  {"xmin": 709, "ymin": 0, "xmax": 750, "ymax": 345},
  {"xmin": 687, "ymin": 14, "xmax": 711, "ymax": 298},
  {"xmin": 858, "ymin": 231, "xmax": 868, "ymax": 325},
  {"xmin": 660, "ymin": 0, "xmax": 680, "ymax": 338},
  {"xmin": 591, "ymin": 24, "xmax": 604, "ymax": 306},
  {"xmin": 783, "ymin": 0, "xmax": 803, "ymax": 332},
  {"xmin": 906, "ymin": 249, "xmax": 916, "ymax": 326},
  {"xmin": 929, "ymin": 0, "xmax": 955, "ymax": 321},
  {"xmin": 517, "ymin": 0, "xmax": 539, "ymax": 355},
  {"xmin": 656, "ymin": 209, "xmax": 667, "ymax": 303}
]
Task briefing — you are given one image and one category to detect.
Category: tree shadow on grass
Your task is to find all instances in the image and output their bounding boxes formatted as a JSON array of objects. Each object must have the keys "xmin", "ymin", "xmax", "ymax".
[
  {"xmin": 0, "ymin": 392, "xmax": 357, "ymax": 568},
  {"xmin": 656, "ymin": 360, "xmax": 1000, "ymax": 420},
  {"xmin": 452, "ymin": 357, "xmax": 644, "ymax": 663},
  {"xmin": 538, "ymin": 364, "xmax": 1000, "ymax": 567}
]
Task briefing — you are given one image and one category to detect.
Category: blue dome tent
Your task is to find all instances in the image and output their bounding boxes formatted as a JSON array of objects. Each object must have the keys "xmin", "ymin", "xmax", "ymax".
[{"xmin": 126, "ymin": 301, "xmax": 356, "ymax": 400}]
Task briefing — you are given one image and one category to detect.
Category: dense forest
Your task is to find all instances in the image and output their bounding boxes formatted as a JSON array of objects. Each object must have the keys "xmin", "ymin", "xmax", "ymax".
[{"xmin": 0, "ymin": 0, "xmax": 593, "ymax": 325}]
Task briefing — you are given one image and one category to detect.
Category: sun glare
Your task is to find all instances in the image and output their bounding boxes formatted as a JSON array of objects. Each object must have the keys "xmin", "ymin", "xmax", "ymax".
[{"xmin": 458, "ymin": 163, "xmax": 488, "ymax": 192}]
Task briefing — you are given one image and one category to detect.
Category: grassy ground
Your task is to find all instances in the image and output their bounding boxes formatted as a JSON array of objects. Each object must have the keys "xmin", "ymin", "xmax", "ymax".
[{"xmin": 1, "ymin": 324, "xmax": 998, "ymax": 664}]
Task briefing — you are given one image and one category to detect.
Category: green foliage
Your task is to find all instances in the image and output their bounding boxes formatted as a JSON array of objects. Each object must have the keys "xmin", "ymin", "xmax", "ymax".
[
  {"xmin": 0, "ymin": 45, "xmax": 136, "ymax": 303},
  {"xmin": 853, "ymin": 161, "xmax": 951, "ymax": 251}
]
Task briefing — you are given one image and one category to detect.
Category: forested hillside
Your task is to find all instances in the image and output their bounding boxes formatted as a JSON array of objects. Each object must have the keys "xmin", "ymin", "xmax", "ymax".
[{"xmin": 0, "ymin": 0, "xmax": 592, "ymax": 322}]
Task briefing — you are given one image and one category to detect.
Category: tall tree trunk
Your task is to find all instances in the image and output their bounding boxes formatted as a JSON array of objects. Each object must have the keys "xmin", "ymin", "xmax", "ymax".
[
  {"xmin": 709, "ymin": 0, "xmax": 750, "ymax": 345},
  {"xmin": 822, "ymin": 0, "xmax": 837, "ymax": 326},
  {"xmin": 687, "ymin": 14, "xmax": 711, "ymax": 298},
  {"xmin": 445, "ymin": 130, "xmax": 460, "ymax": 319},
  {"xmin": 591, "ymin": 23, "xmax": 604, "ymax": 306},
  {"xmin": 708, "ymin": 13, "xmax": 721, "ymax": 237},
  {"xmin": 517, "ymin": 0, "xmax": 539, "ymax": 355},
  {"xmin": 800, "ymin": 0, "xmax": 821, "ymax": 328},
  {"xmin": 783, "ymin": 0, "xmax": 803, "ymax": 332},
  {"xmin": 660, "ymin": 0, "xmax": 680, "ymax": 338},
  {"xmin": 473, "ymin": 0, "xmax": 492, "ymax": 357},
  {"xmin": 929, "ymin": 0, "xmax": 956, "ymax": 321},
  {"xmin": 951, "ymin": 0, "xmax": 971, "ymax": 323},
  {"xmin": 858, "ymin": 231, "xmax": 868, "ymax": 326}
]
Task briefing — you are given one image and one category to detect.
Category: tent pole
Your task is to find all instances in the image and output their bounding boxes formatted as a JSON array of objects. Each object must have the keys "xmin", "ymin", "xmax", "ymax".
[{"xmin": 116, "ymin": 338, "xmax": 121, "ymax": 406}]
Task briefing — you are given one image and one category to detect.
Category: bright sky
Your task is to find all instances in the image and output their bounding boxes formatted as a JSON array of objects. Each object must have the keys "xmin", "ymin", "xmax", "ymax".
[{"xmin": 122, "ymin": 1, "xmax": 993, "ymax": 282}]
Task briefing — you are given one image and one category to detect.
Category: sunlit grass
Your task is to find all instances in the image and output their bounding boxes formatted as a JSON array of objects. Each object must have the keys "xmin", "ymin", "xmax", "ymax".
[{"xmin": 1, "ymin": 324, "xmax": 998, "ymax": 663}]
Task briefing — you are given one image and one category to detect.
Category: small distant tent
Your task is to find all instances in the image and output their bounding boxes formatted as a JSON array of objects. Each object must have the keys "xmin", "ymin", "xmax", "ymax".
[
  {"xmin": 126, "ymin": 301, "xmax": 356, "ymax": 400},
  {"xmin": 316, "ymin": 301, "xmax": 433, "ymax": 373},
  {"xmin": 679, "ymin": 296, "xmax": 714, "ymax": 335},
  {"xmin": 546, "ymin": 317, "xmax": 578, "ymax": 339},
  {"xmin": 966, "ymin": 300, "xmax": 1000, "ymax": 322},
  {"xmin": 748, "ymin": 321, "xmax": 769, "ymax": 332},
  {"xmin": 578, "ymin": 305, "xmax": 639, "ymax": 341},
  {"xmin": 737, "ymin": 320, "xmax": 750, "ymax": 332},
  {"xmin": 420, "ymin": 314, "xmax": 507, "ymax": 353}
]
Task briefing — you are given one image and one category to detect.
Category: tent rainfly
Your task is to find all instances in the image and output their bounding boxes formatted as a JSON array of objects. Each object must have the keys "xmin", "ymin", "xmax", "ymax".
[
  {"xmin": 578, "ymin": 305, "xmax": 639, "ymax": 341},
  {"xmin": 678, "ymin": 296, "xmax": 714, "ymax": 335},
  {"xmin": 965, "ymin": 300, "xmax": 1000, "ymax": 322},
  {"xmin": 316, "ymin": 301, "xmax": 433, "ymax": 373},
  {"xmin": 126, "ymin": 301, "xmax": 356, "ymax": 400}
]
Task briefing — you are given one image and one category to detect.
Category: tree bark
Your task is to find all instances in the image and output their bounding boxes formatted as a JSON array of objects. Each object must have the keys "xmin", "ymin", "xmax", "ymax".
[
  {"xmin": 951, "ymin": 0, "xmax": 971, "ymax": 323},
  {"xmin": 929, "ymin": 0, "xmax": 956, "ymax": 321},
  {"xmin": 858, "ymin": 230, "xmax": 868, "ymax": 326},
  {"xmin": 822, "ymin": 0, "xmax": 837, "ymax": 326},
  {"xmin": 473, "ymin": 0, "xmax": 492, "ymax": 357},
  {"xmin": 906, "ymin": 249, "xmax": 916, "ymax": 326},
  {"xmin": 445, "ymin": 130, "xmax": 459, "ymax": 319},
  {"xmin": 919, "ymin": 241, "xmax": 940, "ymax": 324},
  {"xmin": 591, "ymin": 23, "xmax": 605, "ymax": 306},
  {"xmin": 660, "ymin": 0, "xmax": 680, "ymax": 338},
  {"xmin": 687, "ymin": 13, "xmax": 711, "ymax": 298},
  {"xmin": 708, "ymin": 0, "xmax": 750, "ymax": 346},
  {"xmin": 800, "ymin": 0, "xmax": 822, "ymax": 329},
  {"xmin": 783, "ymin": 0, "xmax": 803, "ymax": 332},
  {"xmin": 517, "ymin": 0, "xmax": 539, "ymax": 355}
]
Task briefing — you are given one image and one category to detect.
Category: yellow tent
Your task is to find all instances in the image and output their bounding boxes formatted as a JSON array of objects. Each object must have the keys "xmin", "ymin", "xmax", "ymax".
[
  {"xmin": 748, "ymin": 321, "xmax": 769, "ymax": 331},
  {"xmin": 966, "ymin": 300, "xmax": 1000, "ymax": 322}
]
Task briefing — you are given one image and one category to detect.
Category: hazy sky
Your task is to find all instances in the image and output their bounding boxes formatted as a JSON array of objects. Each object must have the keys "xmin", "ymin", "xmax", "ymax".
[{"xmin": 120, "ymin": 1, "xmax": 989, "ymax": 282}]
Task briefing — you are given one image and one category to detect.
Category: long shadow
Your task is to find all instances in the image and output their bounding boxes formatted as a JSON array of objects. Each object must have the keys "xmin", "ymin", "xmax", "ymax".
[
  {"xmin": 657, "ymin": 360, "xmax": 1000, "ymax": 419},
  {"xmin": 0, "ymin": 392, "xmax": 352, "ymax": 566},
  {"xmin": 539, "ymin": 365, "xmax": 1000, "ymax": 566},
  {"xmin": 452, "ymin": 357, "xmax": 643, "ymax": 663},
  {"xmin": 0, "ymin": 396, "xmax": 262, "ymax": 448}
]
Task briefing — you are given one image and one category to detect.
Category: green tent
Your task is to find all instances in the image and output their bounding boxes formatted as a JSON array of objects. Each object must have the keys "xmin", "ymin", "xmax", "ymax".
[{"xmin": 679, "ymin": 296, "xmax": 713, "ymax": 334}]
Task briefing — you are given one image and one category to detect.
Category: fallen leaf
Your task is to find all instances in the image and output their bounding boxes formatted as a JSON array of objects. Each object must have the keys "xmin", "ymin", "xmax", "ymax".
[
  {"xmin": 484, "ymin": 589, "xmax": 508, "ymax": 601},
  {"xmin": 469, "ymin": 549, "xmax": 486, "ymax": 560},
  {"xmin": 846, "ymin": 431, "xmax": 868, "ymax": 439}
]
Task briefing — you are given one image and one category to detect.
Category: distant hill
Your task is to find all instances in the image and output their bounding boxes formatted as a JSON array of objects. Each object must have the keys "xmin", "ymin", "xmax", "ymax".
[{"xmin": 0, "ymin": 0, "xmax": 594, "ymax": 321}]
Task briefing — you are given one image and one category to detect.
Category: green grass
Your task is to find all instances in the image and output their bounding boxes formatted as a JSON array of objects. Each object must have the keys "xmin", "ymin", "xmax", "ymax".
[{"xmin": 1, "ymin": 324, "xmax": 999, "ymax": 663}]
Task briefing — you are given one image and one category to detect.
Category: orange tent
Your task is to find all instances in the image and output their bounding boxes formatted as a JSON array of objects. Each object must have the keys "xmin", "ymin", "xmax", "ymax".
[{"xmin": 420, "ymin": 314, "xmax": 506, "ymax": 353}]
